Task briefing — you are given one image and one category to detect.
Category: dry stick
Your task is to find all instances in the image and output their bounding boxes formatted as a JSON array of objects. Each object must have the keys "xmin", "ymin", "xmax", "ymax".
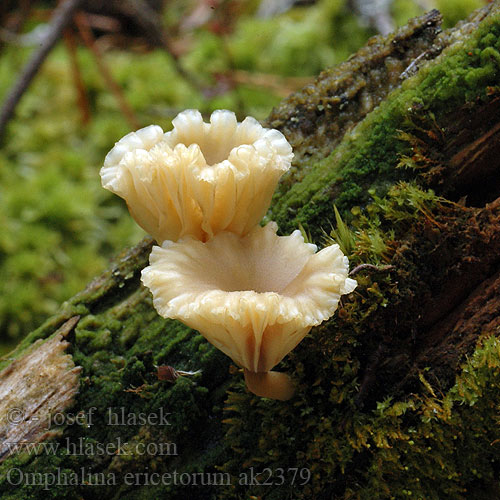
[
  {"xmin": 230, "ymin": 70, "xmax": 313, "ymax": 98},
  {"xmin": 73, "ymin": 11, "xmax": 139, "ymax": 130},
  {"xmin": 63, "ymin": 28, "xmax": 91, "ymax": 125},
  {"xmin": 0, "ymin": 0, "xmax": 85, "ymax": 140},
  {"xmin": 349, "ymin": 263, "xmax": 394, "ymax": 276}
]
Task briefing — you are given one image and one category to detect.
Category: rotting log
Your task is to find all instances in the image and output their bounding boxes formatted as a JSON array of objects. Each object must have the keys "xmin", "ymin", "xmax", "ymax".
[{"xmin": 0, "ymin": 3, "xmax": 500, "ymax": 499}]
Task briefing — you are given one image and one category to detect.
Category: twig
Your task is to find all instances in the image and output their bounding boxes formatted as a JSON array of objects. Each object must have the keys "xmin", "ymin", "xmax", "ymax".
[
  {"xmin": 349, "ymin": 264, "xmax": 394, "ymax": 276},
  {"xmin": 73, "ymin": 11, "xmax": 139, "ymax": 130},
  {"xmin": 0, "ymin": 0, "xmax": 85, "ymax": 140},
  {"xmin": 230, "ymin": 70, "xmax": 313, "ymax": 97},
  {"xmin": 354, "ymin": 343, "xmax": 387, "ymax": 409},
  {"xmin": 400, "ymin": 50, "xmax": 430, "ymax": 80},
  {"xmin": 63, "ymin": 28, "xmax": 91, "ymax": 125},
  {"xmin": 120, "ymin": 0, "xmax": 204, "ymax": 92}
]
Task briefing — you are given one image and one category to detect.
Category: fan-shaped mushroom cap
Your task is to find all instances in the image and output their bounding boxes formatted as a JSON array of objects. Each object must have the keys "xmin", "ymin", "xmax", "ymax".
[
  {"xmin": 141, "ymin": 223, "xmax": 357, "ymax": 398},
  {"xmin": 100, "ymin": 110, "xmax": 293, "ymax": 243}
]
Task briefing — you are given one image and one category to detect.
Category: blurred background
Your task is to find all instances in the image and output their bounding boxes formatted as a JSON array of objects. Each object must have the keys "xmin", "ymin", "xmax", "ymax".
[{"xmin": 0, "ymin": 0, "xmax": 487, "ymax": 353}]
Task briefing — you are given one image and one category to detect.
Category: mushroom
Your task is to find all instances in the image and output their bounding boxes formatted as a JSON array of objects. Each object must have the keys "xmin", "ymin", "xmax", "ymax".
[
  {"xmin": 100, "ymin": 110, "xmax": 293, "ymax": 243},
  {"xmin": 141, "ymin": 222, "xmax": 357, "ymax": 400}
]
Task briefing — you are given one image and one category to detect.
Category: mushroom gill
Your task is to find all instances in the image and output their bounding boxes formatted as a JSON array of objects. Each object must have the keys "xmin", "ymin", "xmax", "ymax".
[
  {"xmin": 141, "ymin": 222, "xmax": 357, "ymax": 400},
  {"xmin": 100, "ymin": 110, "xmax": 293, "ymax": 243}
]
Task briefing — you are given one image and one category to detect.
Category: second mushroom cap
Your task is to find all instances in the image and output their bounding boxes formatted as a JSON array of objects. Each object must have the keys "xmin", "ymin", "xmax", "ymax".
[{"xmin": 141, "ymin": 222, "xmax": 357, "ymax": 374}]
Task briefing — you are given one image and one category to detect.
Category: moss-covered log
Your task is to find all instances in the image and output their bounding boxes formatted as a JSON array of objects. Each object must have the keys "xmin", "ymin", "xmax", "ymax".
[{"xmin": 1, "ymin": 3, "xmax": 500, "ymax": 499}]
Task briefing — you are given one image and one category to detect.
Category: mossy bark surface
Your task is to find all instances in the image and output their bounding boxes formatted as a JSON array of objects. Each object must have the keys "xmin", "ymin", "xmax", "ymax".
[{"xmin": 1, "ymin": 4, "xmax": 500, "ymax": 499}]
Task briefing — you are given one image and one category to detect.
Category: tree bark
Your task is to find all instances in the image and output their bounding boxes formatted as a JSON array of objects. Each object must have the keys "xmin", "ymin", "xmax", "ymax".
[{"xmin": 0, "ymin": 4, "xmax": 499, "ymax": 499}]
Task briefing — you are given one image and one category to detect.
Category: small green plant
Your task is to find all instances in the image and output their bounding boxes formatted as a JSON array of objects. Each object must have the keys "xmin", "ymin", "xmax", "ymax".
[{"xmin": 328, "ymin": 205, "xmax": 356, "ymax": 256}]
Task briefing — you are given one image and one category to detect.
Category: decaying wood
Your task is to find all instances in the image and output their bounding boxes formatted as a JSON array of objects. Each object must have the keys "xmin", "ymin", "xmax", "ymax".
[
  {"xmin": 0, "ymin": 317, "xmax": 81, "ymax": 462},
  {"xmin": 265, "ymin": 5, "xmax": 493, "ymax": 188},
  {"xmin": 423, "ymin": 94, "xmax": 500, "ymax": 205}
]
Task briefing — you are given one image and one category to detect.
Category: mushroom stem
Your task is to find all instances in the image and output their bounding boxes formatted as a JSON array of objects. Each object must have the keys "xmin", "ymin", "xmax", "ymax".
[{"xmin": 243, "ymin": 369, "xmax": 295, "ymax": 401}]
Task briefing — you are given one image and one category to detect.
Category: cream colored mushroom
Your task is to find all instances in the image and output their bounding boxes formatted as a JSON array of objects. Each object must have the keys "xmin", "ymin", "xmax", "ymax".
[
  {"xmin": 100, "ymin": 110, "xmax": 293, "ymax": 243},
  {"xmin": 141, "ymin": 222, "xmax": 357, "ymax": 400}
]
